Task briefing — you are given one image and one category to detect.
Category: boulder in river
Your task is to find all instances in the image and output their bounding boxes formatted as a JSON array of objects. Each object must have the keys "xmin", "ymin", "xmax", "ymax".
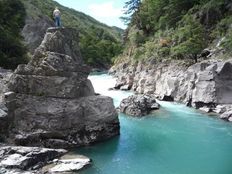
[
  {"xmin": 120, "ymin": 94, "xmax": 160, "ymax": 117},
  {"xmin": 2, "ymin": 27, "xmax": 119, "ymax": 148}
]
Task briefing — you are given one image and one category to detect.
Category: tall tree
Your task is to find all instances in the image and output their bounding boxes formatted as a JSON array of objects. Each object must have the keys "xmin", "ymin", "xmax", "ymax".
[{"xmin": 121, "ymin": 0, "xmax": 141, "ymax": 27}]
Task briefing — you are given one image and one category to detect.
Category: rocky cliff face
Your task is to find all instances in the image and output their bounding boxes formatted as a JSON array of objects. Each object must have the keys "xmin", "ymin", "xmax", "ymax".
[
  {"xmin": 21, "ymin": 0, "xmax": 55, "ymax": 54},
  {"xmin": 22, "ymin": 15, "xmax": 54, "ymax": 54},
  {"xmin": 110, "ymin": 58, "xmax": 232, "ymax": 120},
  {"xmin": 0, "ymin": 69, "xmax": 12, "ymax": 140},
  {"xmin": 2, "ymin": 27, "xmax": 119, "ymax": 147}
]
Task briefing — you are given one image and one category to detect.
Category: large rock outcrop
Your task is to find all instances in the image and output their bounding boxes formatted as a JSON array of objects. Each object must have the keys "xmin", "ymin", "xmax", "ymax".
[
  {"xmin": 2, "ymin": 27, "xmax": 119, "ymax": 147},
  {"xmin": 110, "ymin": 58, "xmax": 232, "ymax": 119}
]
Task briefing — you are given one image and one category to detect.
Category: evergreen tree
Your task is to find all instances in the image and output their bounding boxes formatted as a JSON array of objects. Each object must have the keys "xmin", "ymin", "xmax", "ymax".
[
  {"xmin": 121, "ymin": 0, "xmax": 141, "ymax": 27},
  {"xmin": 171, "ymin": 16, "xmax": 206, "ymax": 62}
]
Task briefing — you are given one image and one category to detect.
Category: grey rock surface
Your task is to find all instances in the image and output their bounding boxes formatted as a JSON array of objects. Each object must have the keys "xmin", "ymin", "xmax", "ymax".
[
  {"xmin": 0, "ymin": 146, "xmax": 67, "ymax": 173},
  {"xmin": 21, "ymin": 1, "xmax": 55, "ymax": 54},
  {"xmin": 220, "ymin": 110, "xmax": 232, "ymax": 121},
  {"xmin": 199, "ymin": 106, "xmax": 211, "ymax": 113},
  {"xmin": 37, "ymin": 27, "xmax": 83, "ymax": 64},
  {"xmin": 11, "ymin": 95, "xmax": 119, "ymax": 148},
  {"xmin": 50, "ymin": 156, "xmax": 91, "ymax": 172},
  {"xmin": 110, "ymin": 58, "xmax": 232, "ymax": 120},
  {"xmin": 0, "ymin": 69, "xmax": 12, "ymax": 139},
  {"xmin": 120, "ymin": 94, "xmax": 159, "ymax": 117},
  {"xmin": 2, "ymin": 27, "xmax": 119, "ymax": 147}
]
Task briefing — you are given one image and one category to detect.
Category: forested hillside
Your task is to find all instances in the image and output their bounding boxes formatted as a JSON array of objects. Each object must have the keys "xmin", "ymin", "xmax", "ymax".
[
  {"xmin": 116, "ymin": 0, "xmax": 232, "ymax": 64},
  {"xmin": 0, "ymin": 0, "xmax": 123, "ymax": 69},
  {"xmin": 21, "ymin": 0, "xmax": 123, "ymax": 68},
  {"xmin": 0, "ymin": 0, "xmax": 28, "ymax": 69}
]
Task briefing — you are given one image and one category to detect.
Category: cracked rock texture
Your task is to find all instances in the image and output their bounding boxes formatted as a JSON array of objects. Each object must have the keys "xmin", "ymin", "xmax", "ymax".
[{"xmin": 1, "ymin": 27, "xmax": 119, "ymax": 147}]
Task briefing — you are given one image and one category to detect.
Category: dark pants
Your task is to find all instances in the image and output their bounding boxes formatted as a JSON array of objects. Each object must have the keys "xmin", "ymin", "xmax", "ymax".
[{"xmin": 55, "ymin": 16, "xmax": 61, "ymax": 27}]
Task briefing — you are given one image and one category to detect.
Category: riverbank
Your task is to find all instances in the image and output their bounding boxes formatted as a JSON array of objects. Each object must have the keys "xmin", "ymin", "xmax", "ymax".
[{"xmin": 109, "ymin": 58, "xmax": 232, "ymax": 121}]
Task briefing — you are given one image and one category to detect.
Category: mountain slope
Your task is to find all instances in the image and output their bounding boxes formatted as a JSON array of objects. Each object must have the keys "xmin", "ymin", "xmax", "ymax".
[
  {"xmin": 0, "ymin": 0, "xmax": 28, "ymax": 69},
  {"xmin": 115, "ymin": 0, "xmax": 232, "ymax": 64},
  {"xmin": 109, "ymin": 0, "xmax": 232, "ymax": 119},
  {"xmin": 21, "ymin": 0, "xmax": 123, "ymax": 69}
]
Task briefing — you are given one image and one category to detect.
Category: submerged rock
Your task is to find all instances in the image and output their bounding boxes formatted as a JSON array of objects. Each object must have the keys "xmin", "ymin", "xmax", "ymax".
[
  {"xmin": 120, "ymin": 94, "xmax": 160, "ymax": 117},
  {"xmin": 2, "ymin": 27, "xmax": 119, "ymax": 147}
]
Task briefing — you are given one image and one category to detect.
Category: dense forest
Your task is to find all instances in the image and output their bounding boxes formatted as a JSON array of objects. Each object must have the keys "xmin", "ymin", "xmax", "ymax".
[
  {"xmin": 0, "ymin": 0, "xmax": 28, "ymax": 69},
  {"xmin": 0, "ymin": 0, "xmax": 123, "ymax": 69},
  {"xmin": 117, "ymin": 0, "xmax": 232, "ymax": 64}
]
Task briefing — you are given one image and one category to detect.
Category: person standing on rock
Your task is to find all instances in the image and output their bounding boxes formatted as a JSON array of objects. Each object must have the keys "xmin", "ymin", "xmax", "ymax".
[{"xmin": 53, "ymin": 7, "xmax": 61, "ymax": 27}]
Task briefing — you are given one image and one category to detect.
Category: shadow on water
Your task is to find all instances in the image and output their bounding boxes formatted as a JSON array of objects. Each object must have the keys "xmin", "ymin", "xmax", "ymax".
[{"xmin": 76, "ymin": 136, "xmax": 120, "ymax": 174}]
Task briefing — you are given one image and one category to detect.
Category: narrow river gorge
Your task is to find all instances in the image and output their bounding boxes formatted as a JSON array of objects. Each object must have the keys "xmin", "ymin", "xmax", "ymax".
[{"xmin": 72, "ymin": 73, "xmax": 232, "ymax": 174}]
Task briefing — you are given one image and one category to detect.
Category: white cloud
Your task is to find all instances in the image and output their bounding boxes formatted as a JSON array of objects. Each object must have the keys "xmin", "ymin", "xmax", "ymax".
[{"xmin": 88, "ymin": 2, "xmax": 123, "ymax": 17}]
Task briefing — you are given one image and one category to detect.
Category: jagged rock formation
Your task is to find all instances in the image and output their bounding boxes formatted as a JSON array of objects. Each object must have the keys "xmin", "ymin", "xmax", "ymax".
[
  {"xmin": 2, "ymin": 27, "xmax": 119, "ymax": 147},
  {"xmin": 120, "ymin": 94, "xmax": 159, "ymax": 117},
  {"xmin": 110, "ymin": 58, "xmax": 232, "ymax": 120}
]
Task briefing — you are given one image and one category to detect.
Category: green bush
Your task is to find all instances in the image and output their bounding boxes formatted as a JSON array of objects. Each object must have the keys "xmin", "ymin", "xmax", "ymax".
[
  {"xmin": 158, "ymin": 47, "xmax": 170, "ymax": 57},
  {"xmin": 128, "ymin": 26, "xmax": 146, "ymax": 46}
]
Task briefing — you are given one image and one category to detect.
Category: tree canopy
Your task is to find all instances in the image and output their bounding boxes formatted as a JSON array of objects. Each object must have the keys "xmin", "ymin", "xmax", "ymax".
[
  {"xmin": 0, "ymin": 0, "xmax": 28, "ymax": 69},
  {"xmin": 119, "ymin": 0, "xmax": 232, "ymax": 63}
]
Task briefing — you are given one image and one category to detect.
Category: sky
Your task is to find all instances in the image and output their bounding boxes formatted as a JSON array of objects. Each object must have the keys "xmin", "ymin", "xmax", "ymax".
[{"xmin": 55, "ymin": 0, "xmax": 127, "ymax": 29}]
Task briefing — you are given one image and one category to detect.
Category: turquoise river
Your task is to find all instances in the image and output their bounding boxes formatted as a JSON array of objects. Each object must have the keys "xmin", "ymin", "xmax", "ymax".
[{"xmin": 75, "ymin": 73, "xmax": 232, "ymax": 174}]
